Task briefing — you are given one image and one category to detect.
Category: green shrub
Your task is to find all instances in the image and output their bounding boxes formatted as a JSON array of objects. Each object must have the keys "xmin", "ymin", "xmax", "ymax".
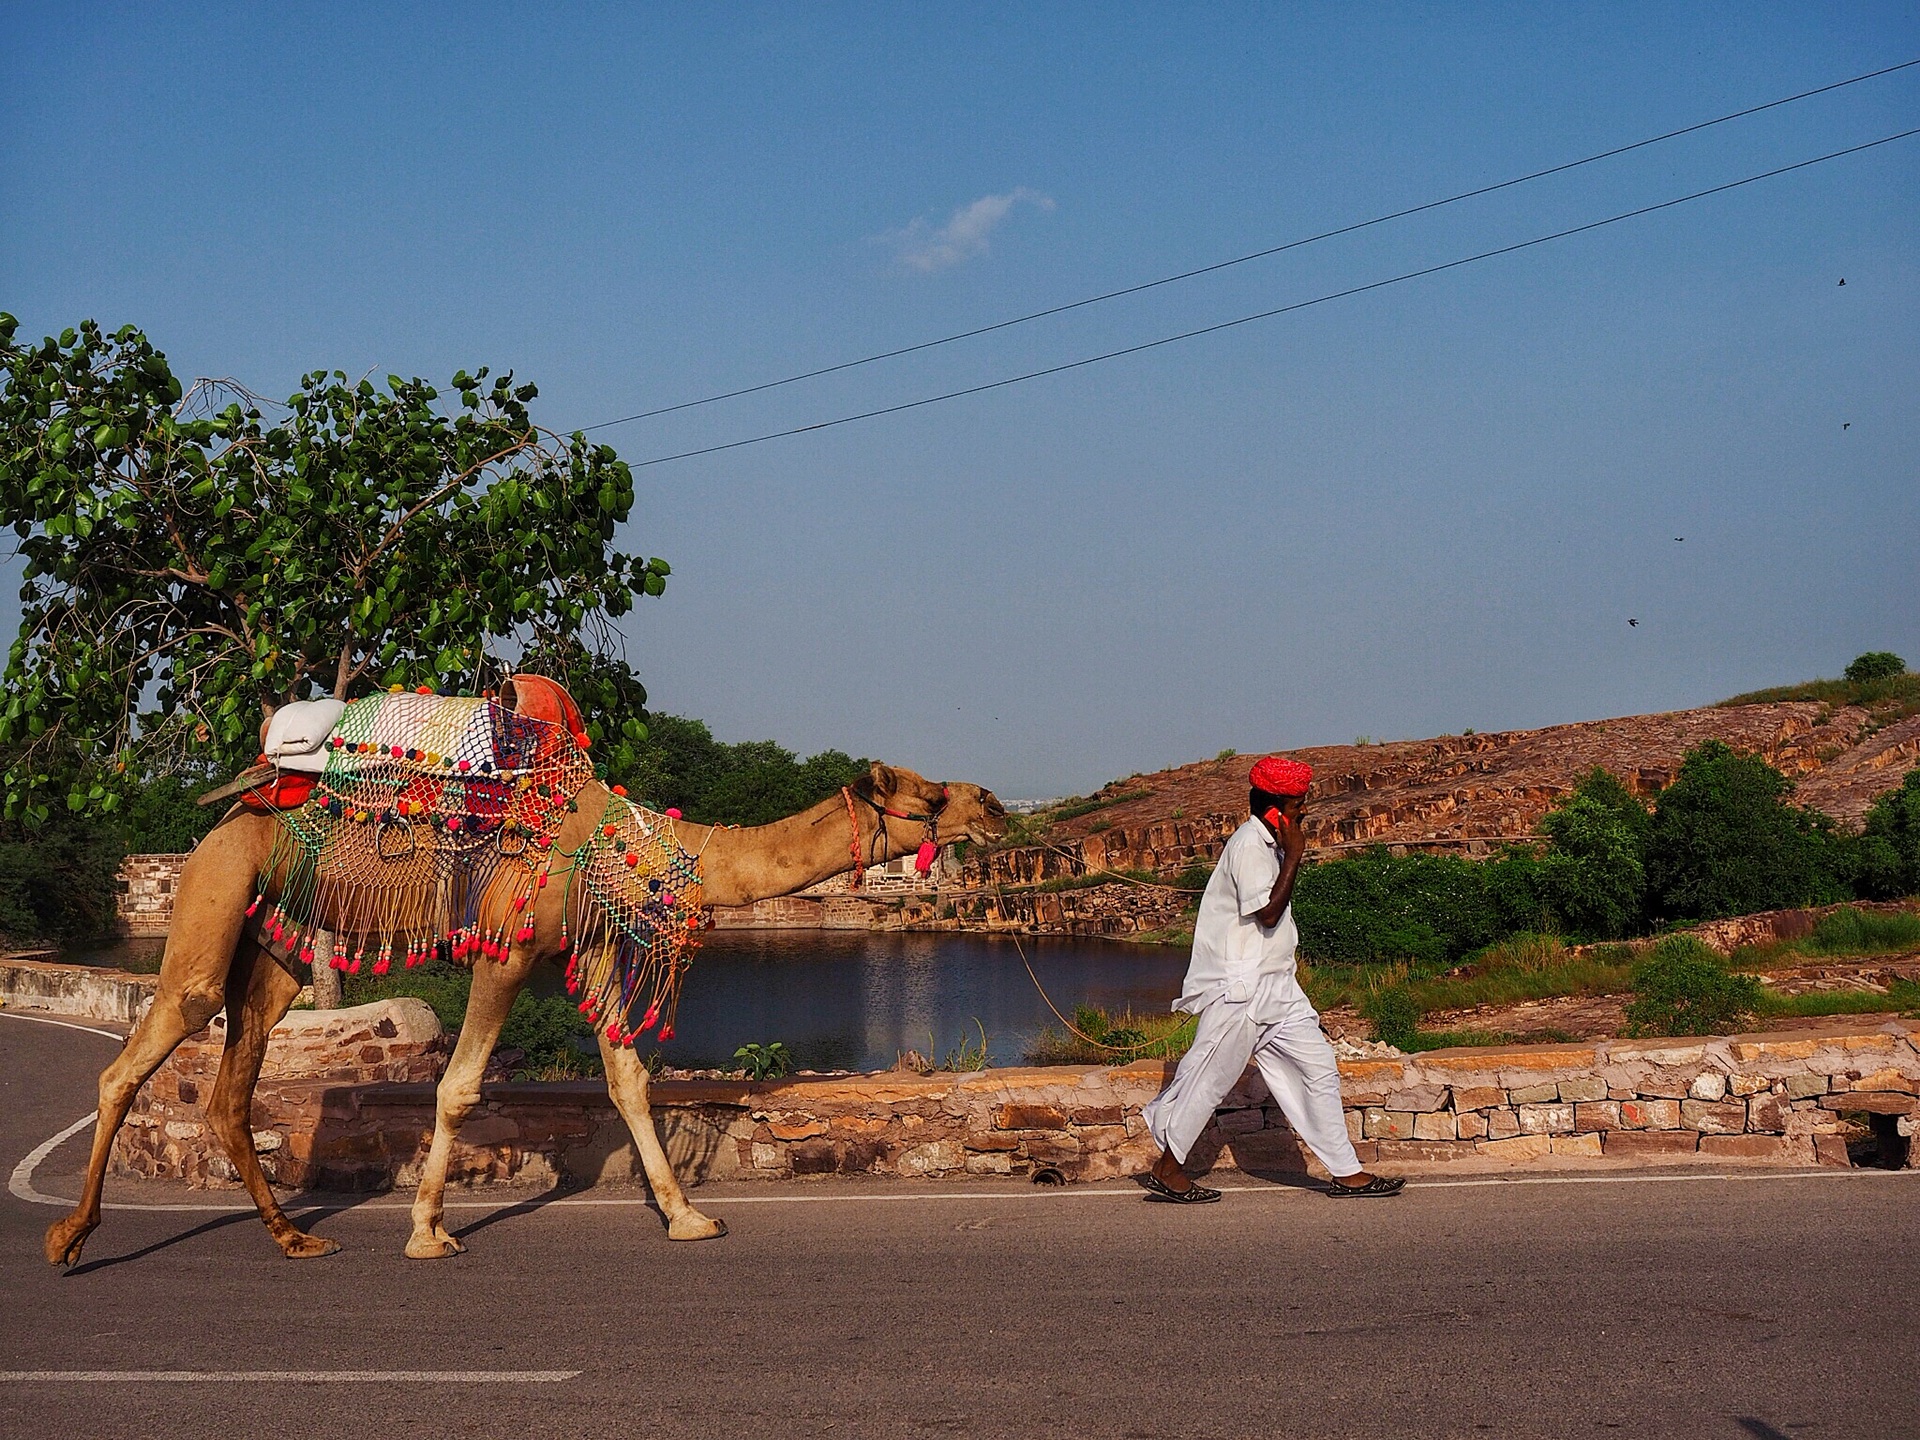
[
  {"xmin": 1361, "ymin": 984, "xmax": 1423, "ymax": 1047},
  {"xmin": 1856, "ymin": 767, "xmax": 1920, "ymax": 900},
  {"xmin": 733, "ymin": 1041, "xmax": 791, "ymax": 1080},
  {"xmin": 345, "ymin": 961, "xmax": 599, "ymax": 1077},
  {"xmin": 1624, "ymin": 936, "xmax": 1763, "ymax": 1037},
  {"xmin": 1644, "ymin": 741, "xmax": 1852, "ymax": 922},
  {"xmin": 0, "ymin": 808, "xmax": 126, "ymax": 946},
  {"xmin": 1844, "ymin": 651, "xmax": 1907, "ymax": 684}
]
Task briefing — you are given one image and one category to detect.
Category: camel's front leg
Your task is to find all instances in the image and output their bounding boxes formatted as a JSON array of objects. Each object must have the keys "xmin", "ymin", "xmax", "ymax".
[
  {"xmin": 406, "ymin": 950, "xmax": 534, "ymax": 1259},
  {"xmin": 598, "ymin": 1035, "xmax": 726, "ymax": 1241}
]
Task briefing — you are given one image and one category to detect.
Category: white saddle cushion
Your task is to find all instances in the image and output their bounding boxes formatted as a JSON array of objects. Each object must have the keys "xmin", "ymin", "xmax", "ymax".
[{"xmin": 263, "ymin": 698, "xmax": 348, "ymax": 774}]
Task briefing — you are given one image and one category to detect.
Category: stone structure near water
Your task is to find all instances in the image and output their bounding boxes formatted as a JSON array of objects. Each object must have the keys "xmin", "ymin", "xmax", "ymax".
[{"xmin": 105, "ymin": 994, "xmax": 1918, "ymax": 1190}]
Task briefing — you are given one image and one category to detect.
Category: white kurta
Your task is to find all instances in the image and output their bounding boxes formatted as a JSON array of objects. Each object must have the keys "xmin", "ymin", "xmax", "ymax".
[{"xmin": 1142, "ymin": 817, "xmax": 1362, "ymax": 1174}]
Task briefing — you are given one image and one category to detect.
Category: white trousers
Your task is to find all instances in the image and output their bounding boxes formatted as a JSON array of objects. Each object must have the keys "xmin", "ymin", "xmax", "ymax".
[{"xmin": 1142, "ymin": 997, "xmax": 1362, "ymax": 1176}]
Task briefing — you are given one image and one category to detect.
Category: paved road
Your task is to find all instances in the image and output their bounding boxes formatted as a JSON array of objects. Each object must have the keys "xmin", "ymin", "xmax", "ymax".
[{"xmin": 3, "ymin": 1009, "xmax": 1916, "ymax": 1440}]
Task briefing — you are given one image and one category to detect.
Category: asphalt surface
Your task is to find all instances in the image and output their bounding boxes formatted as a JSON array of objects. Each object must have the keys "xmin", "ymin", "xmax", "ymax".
[{"xmin": 3, "ymin": 1008, "xmax": 1917, "ymax": 1440}]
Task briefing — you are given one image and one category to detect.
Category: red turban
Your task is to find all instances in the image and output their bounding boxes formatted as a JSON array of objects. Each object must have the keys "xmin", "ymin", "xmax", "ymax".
[{"xmin": 1250, "ymin": 755, "xmax": 1313, "ymax": 796}]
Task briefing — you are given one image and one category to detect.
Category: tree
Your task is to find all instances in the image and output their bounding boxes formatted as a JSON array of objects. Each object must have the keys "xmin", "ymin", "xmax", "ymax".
[
  {"xmin": 1857, "ymin": 766, "xmax": 1920, "ymax": 899},
  {"xmin": 1536, "ymin": 769, "xmax": 1649, "ymax": 939},
  {"xmin": 1644, "ymin": 741, "xmax": 1849, "ymax": 922},
  {"xmin": 1844, "ymin": 651, "xmax": 1907, "ymax": 684},
  {"xmin": 0, "ymin": 316, "xmax": 668, "ymax": 822},
  {"xmin": 626, "ymin": 711, "xmax": 869, "ymax": 827}
]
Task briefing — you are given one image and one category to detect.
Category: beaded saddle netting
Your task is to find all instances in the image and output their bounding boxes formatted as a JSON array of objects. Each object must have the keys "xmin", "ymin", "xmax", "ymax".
[{"xmin": 251, "ymin": 688, "xmax": 705, "ymax": 1046}]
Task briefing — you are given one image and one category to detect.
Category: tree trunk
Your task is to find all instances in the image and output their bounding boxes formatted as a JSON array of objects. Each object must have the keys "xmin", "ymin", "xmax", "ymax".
[{"xmin": 310, "ymin": 929, "xmax": 342, "ymax": 1009}]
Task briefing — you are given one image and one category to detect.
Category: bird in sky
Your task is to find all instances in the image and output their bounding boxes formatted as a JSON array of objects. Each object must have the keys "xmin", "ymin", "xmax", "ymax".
[
  {"xmin": 1838, "ymin": 278, "xmax": 1847, "ymax": 286},
  {"xmin": 1844, "ymin": 422, "xmax": 1851, "ymax": 430},
  {"xmin": 1628, "ymin": 618, "xmax": 1639, "ymax": 628},
  {"xmin": 1674, "ymin": 536, "xmax": 1684, "ymax": 542}
]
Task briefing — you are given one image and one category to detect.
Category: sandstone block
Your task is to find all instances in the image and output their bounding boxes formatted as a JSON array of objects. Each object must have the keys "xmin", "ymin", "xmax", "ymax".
[
  {"xmin": 1550, "ymin": 1133, "xmax": 1603, "ymax": 1158},
  {"xmin": 1075, "ymin": 1125, "xmax": 1132, "ymax": 1152},
  {"xmin": 1023, "ymin": 1136, "xmax": 1082, "ymax": 1165},
  {"xmin": 1363, "ymin": 1109, "xmax": 1416, "ymax": 1141},
  {"xmin": 1344, "ymin": 1110, "xmax": 1364, "ymax": 1143},
  {"xmin": 1851, "ymin": 1068, "xmax": 1917, "ymax": 1095},
  {"xmin": 1747, "ymin": 1094, "xmax": 1791, "ymax": 1133},
  {"xmin": 751, "ymin": 1142, "xmax": 783, "ymax": 1171},
  {"xmin": 1602, "ymin": 1130, "xmax": 1699, "ymax": 1158},
  {"xmin": 1452, "ymin": 1086, "xmax": 1507, "ymax": 1111},
  {"xmin": 457, "ymin": 1114, "xmax": 518, "ymax": 1146},
  {"xmin": 1689, "ymin": 1072, "xmax": 1729, "ymax": 1102},
  {"xmin": 1728, "ymin": 1074, "xmax": 1768, "ymax": 1097},
  {"xmin": 1412, "ymin": 1112, "xmax": 1457, "ymax": 1141},
  {"xmin": 963, "ymin": 1132, "xmax": 1022, "ymax": 1152},
  {"xmin": 1552, "ymin": 1075, "xmax": 1605, "ymax": 1103},
  {"xmin": 1574, "ymin": 1102, "xmax": 1621, "ymax": 1132},
  {"xmin": 1485, "ymin": 1108, "xmax": 1521, "ymax": 1140},
  {"xmin": 1382, "ymin": 1085, "xmax": 1449, "ymax": 1113},
  {"xmin": 993, "ymin": 1103, "xmax": 1066, "ymax": 1131},
  {"xmin": 1477, "ymin": 1135, "xmax": 1552, "ymax": 1162},
  {"xmin": 1817, "ymin": 1091, "xmax": 1917, "ymax": 1115},
  {"xmin": 965, "ymin": 1151, "xmax": 1013, "ymax": 1175},
  {"xmin": 1620, "ymin": 1099, "xmax": 1681, "ymax": 1130},
  {"xmin": 1517, "ymin": 1103, "xmax": 1574, "ymax": 1135},
  {"xmin": 768, "ymin": 1117, "xmax": 829, "ymax": 1141},
  {"xmin": 1699, "ymin": 1135, "xmax": 1816, "ymax": 1164},
  {"xmin": 1216, "ymin": 1107, "xmax": 1265, "ymax": 1133},
  {"xmin": 1374, "ymin": 1140, "xmax": 1476, "ymax": 1163},
  {"xmin": 1510, "ymin": 1083, "xmax": 1560, "ymax": 1105},
  {"xmin": 895, "ymin": 1139, "xmax": 964, "ymax": 1176},
  {"xmin": 1680, "ymin": 1099, "xmax": 1748, "ymax": 1133},
  {"xmin": 1070, "ymin": 1105, "xmax": 1124, "ymax": 1126},
  {"xmin": 1813, "ymin": 1135, "xmax": 1851, "ymax": 1167},
  {"xmin": 790, "ymin": 1139, "xmax": 841, "ymax": 1175},
  {"xmin": 1455, "ymin": 1110, "xmax": 1489, "ymax": 1140}
]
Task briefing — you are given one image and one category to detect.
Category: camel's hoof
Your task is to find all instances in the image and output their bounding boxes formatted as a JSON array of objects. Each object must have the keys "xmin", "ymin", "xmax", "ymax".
[
  {"xmin": 667, "ymin": 1212, "xmax": 727, "ymax": 1242},
  {"xmin": 44, "ymin": 1218, "xmax": 94, "ymax": 1268},
  {"xmin": 280, "ymin": 1232, "xmax": 342, "ymax": 1260},
  {"xmin": 404, "ymin": 1231, "xmax": 467, "ymax": 1260}
]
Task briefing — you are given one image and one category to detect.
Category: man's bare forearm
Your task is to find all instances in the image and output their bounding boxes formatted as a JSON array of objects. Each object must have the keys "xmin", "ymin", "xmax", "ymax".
[{"xmin": 1254, "ymin": 850, "xmax": 1302, "ymax": 928}]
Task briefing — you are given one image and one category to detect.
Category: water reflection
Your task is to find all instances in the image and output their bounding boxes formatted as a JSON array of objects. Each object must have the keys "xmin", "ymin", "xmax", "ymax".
[{"xmin": 59, "ymin": 930, "xmax": 1191, "ymax": 1072}]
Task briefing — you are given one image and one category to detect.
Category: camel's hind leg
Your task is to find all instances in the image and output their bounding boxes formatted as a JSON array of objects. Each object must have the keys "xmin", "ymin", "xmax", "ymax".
[
  {"xmin": 406, "ymin": 946, "xmax": 536, "ymax": 1259},
  {"xmin": 597, "ymin": 1035, "xmax": 726, "ymax": 1241},
  {"xmin": 43, "ymin": 813, "xmax": 271, "ymax": 1268},
  {"xmin": 204, "ymin": 941, "xmax": 338, "ymax": 1258}
]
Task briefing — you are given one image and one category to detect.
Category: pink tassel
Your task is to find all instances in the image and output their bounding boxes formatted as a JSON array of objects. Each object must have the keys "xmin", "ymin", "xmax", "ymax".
[{"xmin": 915, "ymin": 840, "xmax": 938, "ymax": 874}]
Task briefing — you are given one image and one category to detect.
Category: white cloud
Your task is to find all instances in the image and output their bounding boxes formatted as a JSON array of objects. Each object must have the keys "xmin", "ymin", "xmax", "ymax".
[{"xmin": 878, "ymin": 188, "xmax": 1054, "ymax": 273}]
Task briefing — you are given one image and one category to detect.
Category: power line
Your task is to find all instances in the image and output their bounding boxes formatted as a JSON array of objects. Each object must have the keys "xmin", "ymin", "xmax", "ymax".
[
  {"xmin": 620, "ymin": 127, "xmax": 1918, "ymax": 472},
  {"xmin": 584, "ymin": 57, "xmax": 1920, "ymax": 435}
]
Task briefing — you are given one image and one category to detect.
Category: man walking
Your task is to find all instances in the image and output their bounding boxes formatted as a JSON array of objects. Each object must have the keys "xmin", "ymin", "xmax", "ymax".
[{"xmin": 1141, "ymin": 755, "xmax": 1403, "ymax": 1202}]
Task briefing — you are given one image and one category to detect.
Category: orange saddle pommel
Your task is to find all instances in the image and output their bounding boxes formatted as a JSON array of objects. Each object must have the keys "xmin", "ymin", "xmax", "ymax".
[{"xmin": 501, "ymin": 672, "xmax": 593, "ymax": 752}]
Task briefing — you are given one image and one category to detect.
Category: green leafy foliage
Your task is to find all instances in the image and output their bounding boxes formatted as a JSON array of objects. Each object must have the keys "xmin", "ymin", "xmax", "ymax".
[
  {"xmin": 1537, "ymin": 771, "xmax": 1648, "ymax": 939},
  {"xmin": 1643, "ymin": 741, "xmax": 1853, "ymax": 922},
  {"xmin": 1844, "ymin": 651, "xmax": 1907, "ymax": 684},
  {"xmin": 0, "ymin": 805, "xmax": 125, "ymax": 945},
  {"xmin": 0, "ymin": 315, "xmax": 665, "ymax": 823},
  {"xmin": 1293, "ymin": 847, "xmax": 1547, "ymax": 965},
  {"xmin": 1360, "ymin": 984, "xmax": 1423, "ymax": 1047},
  {"xmin": 1804, "ymin": 905, "xmax": 1920, "ymax": 955},
  {"xmin": 1624, "ymin": 935, "xmax": 1764, "ymax": 1037},
  {"xmin": 1856, "ymin": 767, "xmax": 1920, "ymax": 900},
  {"xmin": 732, "ymin": 1041, "xmax": 792, "ymax": 1080},
  {"xmin": 626, "ymin": 712, "xmax": 868, "ymax": 826}
]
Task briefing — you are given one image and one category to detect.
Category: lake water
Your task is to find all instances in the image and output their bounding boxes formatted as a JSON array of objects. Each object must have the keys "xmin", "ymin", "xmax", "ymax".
[{"xmin": 61, "ymin": 931, "xmax": 1191, "ymax": 1072}]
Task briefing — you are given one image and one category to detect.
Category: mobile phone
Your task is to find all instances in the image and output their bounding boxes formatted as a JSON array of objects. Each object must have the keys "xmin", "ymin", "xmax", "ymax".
[{"xmin": 1263, "ymin": 807, "xmax": 1282, "ymax": 829}]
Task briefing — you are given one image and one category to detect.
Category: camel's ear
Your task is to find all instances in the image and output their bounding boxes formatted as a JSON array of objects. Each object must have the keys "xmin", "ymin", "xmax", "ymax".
[{"xmin": 867, "ymin": 762, "xmax": 900, "ymax": 798}]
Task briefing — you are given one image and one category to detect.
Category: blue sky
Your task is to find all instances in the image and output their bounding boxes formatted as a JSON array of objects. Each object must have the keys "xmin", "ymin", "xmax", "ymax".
[{"xmin": 4, "ymin": 5, "xmax": 1916, "ymax": 798}]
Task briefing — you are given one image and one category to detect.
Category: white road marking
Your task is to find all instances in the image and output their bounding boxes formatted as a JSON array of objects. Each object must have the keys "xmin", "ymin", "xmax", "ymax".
[
  {"xmin": 0, "ymin": 1371, "xmax": 578, "ymax": 1383},
  {"xmin": 0, "ymin": 1010, "xmax": 125, "ymax": 1041},
  {"xmin": 9, "ymin": 1113, "xmax": 99, "ymax": 1207}
]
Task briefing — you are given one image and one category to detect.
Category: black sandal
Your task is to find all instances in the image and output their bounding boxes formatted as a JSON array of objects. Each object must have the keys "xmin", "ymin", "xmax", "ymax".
[
  {"xmin": 1325, "ymin": 1174, "xmax": 1406, "ymax": 1198},
  {"xmin": 1142, "ymin": 1173, "xmax": 1222, "ymax": 1204}
]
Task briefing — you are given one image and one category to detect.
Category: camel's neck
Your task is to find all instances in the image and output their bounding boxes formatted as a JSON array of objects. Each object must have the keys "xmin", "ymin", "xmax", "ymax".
[{"xmin": 684, "ymin": 791, "xmax": 916, "ymax": 908}]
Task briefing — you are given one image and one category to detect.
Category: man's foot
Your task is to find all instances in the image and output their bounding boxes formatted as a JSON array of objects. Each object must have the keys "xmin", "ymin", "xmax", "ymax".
[
  {"xmin": 1142, "ymin": 1151, "xmax": 1222, "ymax": 1203},
  {"xmin": 1325, "ymin": 1172, "xmax": 1405, "ymax": 1198}
]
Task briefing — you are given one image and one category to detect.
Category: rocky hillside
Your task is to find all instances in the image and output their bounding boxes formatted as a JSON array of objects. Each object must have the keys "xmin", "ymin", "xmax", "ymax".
[{"xmin": 961, "ymin": 701, "xmax": 1920, "ymax": 895}]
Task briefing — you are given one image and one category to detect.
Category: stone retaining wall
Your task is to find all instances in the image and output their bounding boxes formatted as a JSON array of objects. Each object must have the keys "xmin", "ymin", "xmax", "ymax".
[
  {"xmin": 0, "ymin": 957, "xmax": 158, "ymax": 1026},
  {"xmin": 111, "ymin": 1010, "xmax": 1919, "ymax": 1192}
]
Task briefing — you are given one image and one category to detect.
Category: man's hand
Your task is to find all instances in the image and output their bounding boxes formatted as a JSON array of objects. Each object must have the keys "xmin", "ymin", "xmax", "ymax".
[
  {"xmin": 1274, "ymin": 809, "xmax": 1306, "ymax": 863},
  {"xmin": 1254, "ymin": 805, "xmax": 1307, "ymax": 928}
]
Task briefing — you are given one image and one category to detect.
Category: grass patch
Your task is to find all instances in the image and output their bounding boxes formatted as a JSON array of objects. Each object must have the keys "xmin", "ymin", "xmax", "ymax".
[
  {"xmin": 1026, "ymin": 1005, "xmax": 1196, "ymax": 1065},
  {"xmin": 1029, "ymin": 868, "xmax": 1158, "ymax": 894},
  {"xmin": 1718, "ymin": 670, "xmax": 1920, "ymax": 727},
  {"xmin": 1805, "ymin": 907, "xmax": 1920, "ymax": 955},
  {"xmin": 1045, "ymin": 788, "xmax": 1153, "ymax": 824},
  {"xmin": 1755, "ymin": 987, "xmax": 1917, "ymax": 1020},
  {"xmin": 1299, "ymin": 936, "xmax": 1633, "ymax": 1016}
]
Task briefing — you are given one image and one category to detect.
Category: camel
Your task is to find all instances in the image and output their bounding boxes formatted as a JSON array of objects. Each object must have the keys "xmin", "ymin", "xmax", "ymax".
[{"xmin": 44, "ymin": 755, "xmax": 1006, "ymax": 1267}]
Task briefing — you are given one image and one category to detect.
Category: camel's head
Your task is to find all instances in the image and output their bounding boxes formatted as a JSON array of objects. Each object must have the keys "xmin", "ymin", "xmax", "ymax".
[{"xmin": 860, "ymin": 762, "xmax": 1008, "ymax": 847}]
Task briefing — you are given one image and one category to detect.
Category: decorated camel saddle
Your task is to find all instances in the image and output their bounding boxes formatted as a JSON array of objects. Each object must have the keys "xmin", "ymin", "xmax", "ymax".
[{"xmin": 241, "ymin": 676, "xmax": 703, "ymax": 1047}]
